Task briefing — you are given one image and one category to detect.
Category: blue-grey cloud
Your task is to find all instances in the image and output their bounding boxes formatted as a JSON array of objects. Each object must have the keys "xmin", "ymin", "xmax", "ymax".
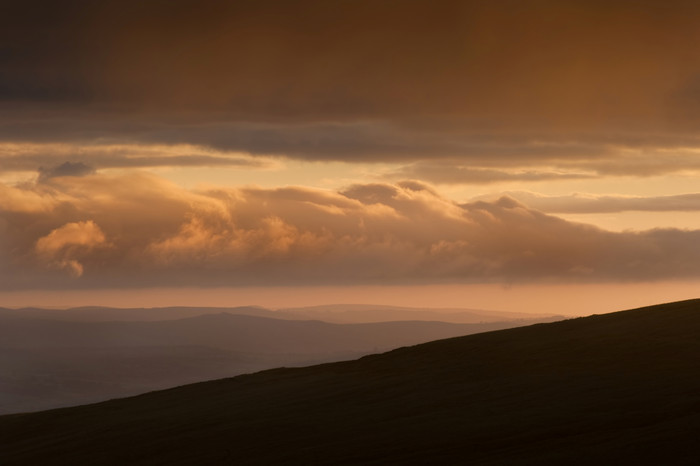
[
  {"xmin": 38, "ymin": 162, "xmax": 95, "ymax": 182},
  {"xmin": 0, "ymin": 143, "xmax": 271, "ymax": 175}
]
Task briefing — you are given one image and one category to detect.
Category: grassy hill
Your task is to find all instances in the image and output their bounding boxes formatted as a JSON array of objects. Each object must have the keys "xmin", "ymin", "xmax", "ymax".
[{"xmin": 1, "ymin": 299, "xmax": 700, "ymax": 464}]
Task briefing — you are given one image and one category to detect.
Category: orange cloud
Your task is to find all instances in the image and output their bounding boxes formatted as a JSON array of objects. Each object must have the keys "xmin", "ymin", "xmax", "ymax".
[
  {"xmin": 482, "ymin": 191, "xmax": 700, "ymax": 214},
  {"xmin": 2, "ymin": 173, "xmax": 700, "ymax": 289},
  {"xmin": 35, "ymin": 221, "xmax": 108, "ymax": 277}
]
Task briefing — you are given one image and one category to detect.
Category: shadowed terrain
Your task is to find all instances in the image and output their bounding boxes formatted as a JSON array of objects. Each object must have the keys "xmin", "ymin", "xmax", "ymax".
[
  {"xmin": 0, "ymin": 308, "xmax": 558, "ymax": 414},
  {"xmin": 1, "ymin": 299, "xmax": 699, "ymax": 464}
]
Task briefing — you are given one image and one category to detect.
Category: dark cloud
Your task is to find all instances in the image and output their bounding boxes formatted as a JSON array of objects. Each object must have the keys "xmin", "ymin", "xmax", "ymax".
[
  {"xmin": 0, "ymin": 142, "xmax": 269, "ymax": 174},
  {"xmin": 0, "ymin": 114, "xmax": 614, "ymax": 163},
  {"xmin": 2, "ymin": 174, "xmax": 700, "ymax": 290},
  {"xmin": 0, "ymin": 1, "xmax": 96, "ymax": 103},
  {"xmin": 38, "ymin": 162, "xmax": 95, "ymax": 182},
  {"xmin": 4, "ymin": 117, "xmax": 700, "ymax": 180},
  {"xmin": 2, "ymin": 0, "xmax": 700, "ymax": 171},
  {"xmin": 5, "ymin": 0, "xmax": 697, "ymax": 125}
]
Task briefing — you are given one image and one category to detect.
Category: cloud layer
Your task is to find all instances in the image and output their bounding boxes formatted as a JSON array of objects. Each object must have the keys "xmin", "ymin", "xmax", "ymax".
[
  {"xmin": 0, "ymin": 142, "xmax": 271, "ymax": 176},
  {"xmin": 482, "ymin": 192, "xmax": 700, "ymax": 214},
  {"xmin": 2, "ymin": 173, "xmax": 700, "ymax": 290},
  {"xmin": 2, "ymin": 0, "xmax": 700, "ymax": 179},
  {"xmin": 5, "ymin": 0, "xmax": 700, "ymax": 125}
]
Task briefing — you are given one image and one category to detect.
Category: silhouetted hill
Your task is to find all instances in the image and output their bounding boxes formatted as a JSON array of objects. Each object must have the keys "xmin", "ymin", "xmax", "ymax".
[{"xmin": 2, "ymin": 299, "xmax": 699, "ymax": 464}]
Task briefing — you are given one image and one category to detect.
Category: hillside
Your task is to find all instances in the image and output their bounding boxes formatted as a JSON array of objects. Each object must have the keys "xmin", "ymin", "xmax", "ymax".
[{"xmin": 1, "ymin": 299, "xmax": 700, "ymax": 464}]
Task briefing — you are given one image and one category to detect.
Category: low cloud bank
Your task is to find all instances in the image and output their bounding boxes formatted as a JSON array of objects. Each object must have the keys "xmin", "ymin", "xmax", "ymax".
[{"xmin": 2, "ymin": 174, "xmax": 700, "ymax": 290}]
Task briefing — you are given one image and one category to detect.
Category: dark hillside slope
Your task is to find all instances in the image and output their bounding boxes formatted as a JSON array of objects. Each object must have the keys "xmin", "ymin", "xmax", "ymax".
[{"xmin": 2, "ymin": 299, "xmax": 700, "ymax": 465}]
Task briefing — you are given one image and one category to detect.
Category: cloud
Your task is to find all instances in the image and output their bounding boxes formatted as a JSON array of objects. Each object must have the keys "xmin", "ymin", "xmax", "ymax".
[
  {"xmin": 2, "ymin": 173, "xmax": 700, "ymax": 289},
  {"xmin": 38, "ymin": 161, "xmax": 95, "ymax": 182},
  {"xmin": 35, "ymin": 220, "xmax": 108, "ymax": 276},
  {"xmin": 4, "ymin": 0, "xmax": 700, "ymax": 125},
  {"xmin": 387, "ymin": 162, "xmax": 595, "ymax": 184},
  {"xmin": 3, "ymin": 118, "xmax": 700, "ymax": 181},
  {"xmin": 477, "ymin": 192, "xmax": 700, "ymax": 214},
  {"xmin": 1, "ymin": 1, "xmax": 700, "ymax": 177},
  {"xmin": 0, "ymin": 142, "xmax": 274, "ymax": 175}
]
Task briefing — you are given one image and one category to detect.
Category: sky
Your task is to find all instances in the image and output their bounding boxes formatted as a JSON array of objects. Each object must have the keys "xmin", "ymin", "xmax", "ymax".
[{"xmin": 2, "ymin": 0, "xmax": 700, "ymax": 315}]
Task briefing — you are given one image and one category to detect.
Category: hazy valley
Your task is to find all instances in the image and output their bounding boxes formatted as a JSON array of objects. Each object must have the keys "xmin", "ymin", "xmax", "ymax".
[{"xmin": 0, "ymin": 304, "xmax": 561, "ymax": 414}]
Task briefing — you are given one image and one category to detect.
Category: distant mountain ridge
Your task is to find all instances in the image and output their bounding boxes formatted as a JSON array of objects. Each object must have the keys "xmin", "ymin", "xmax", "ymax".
[
  {"xmin": 1, "ymin": 299, "xmax": 699, "ymax": 464},
  {"xmin": 0, "ymin": 303, "xmax": 560, "ymax": 323},
  {"xmin": 277, "ymin": 303, "xmax": 557, "ymax": 323}
]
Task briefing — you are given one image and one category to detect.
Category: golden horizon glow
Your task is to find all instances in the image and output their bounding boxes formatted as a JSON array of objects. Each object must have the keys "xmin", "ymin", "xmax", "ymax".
[{"xmin": 2, "ymin": 281, "xmax": 699, "ymax": 317}]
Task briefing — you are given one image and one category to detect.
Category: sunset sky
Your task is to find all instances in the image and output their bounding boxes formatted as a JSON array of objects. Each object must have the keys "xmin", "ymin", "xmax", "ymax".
[{"xmin": 2, "ymin": 0, "xmax": 700, "ymax": 314}]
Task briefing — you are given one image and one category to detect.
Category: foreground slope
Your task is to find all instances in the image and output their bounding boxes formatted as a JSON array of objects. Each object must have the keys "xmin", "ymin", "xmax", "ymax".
[{"xmin": 2, "ymin": 299, "xmax": 700, "ymax": 464}]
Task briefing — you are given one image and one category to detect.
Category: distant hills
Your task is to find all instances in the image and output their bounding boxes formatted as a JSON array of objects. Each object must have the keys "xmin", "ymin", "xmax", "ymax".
[
  {"xmin": 0, "ymin": 305, "xmax": 559, "ymax": 414},
  {"xmin": 277, "ymin": 303, "xmax": 556, "ymax": 324},
  {"xmin": 1, "ymin": 299, "xmax": 699, "ymax": 464},
  {"xmin": 0, "ymin": 303, "xmax": 552, "ymax": 323}
]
